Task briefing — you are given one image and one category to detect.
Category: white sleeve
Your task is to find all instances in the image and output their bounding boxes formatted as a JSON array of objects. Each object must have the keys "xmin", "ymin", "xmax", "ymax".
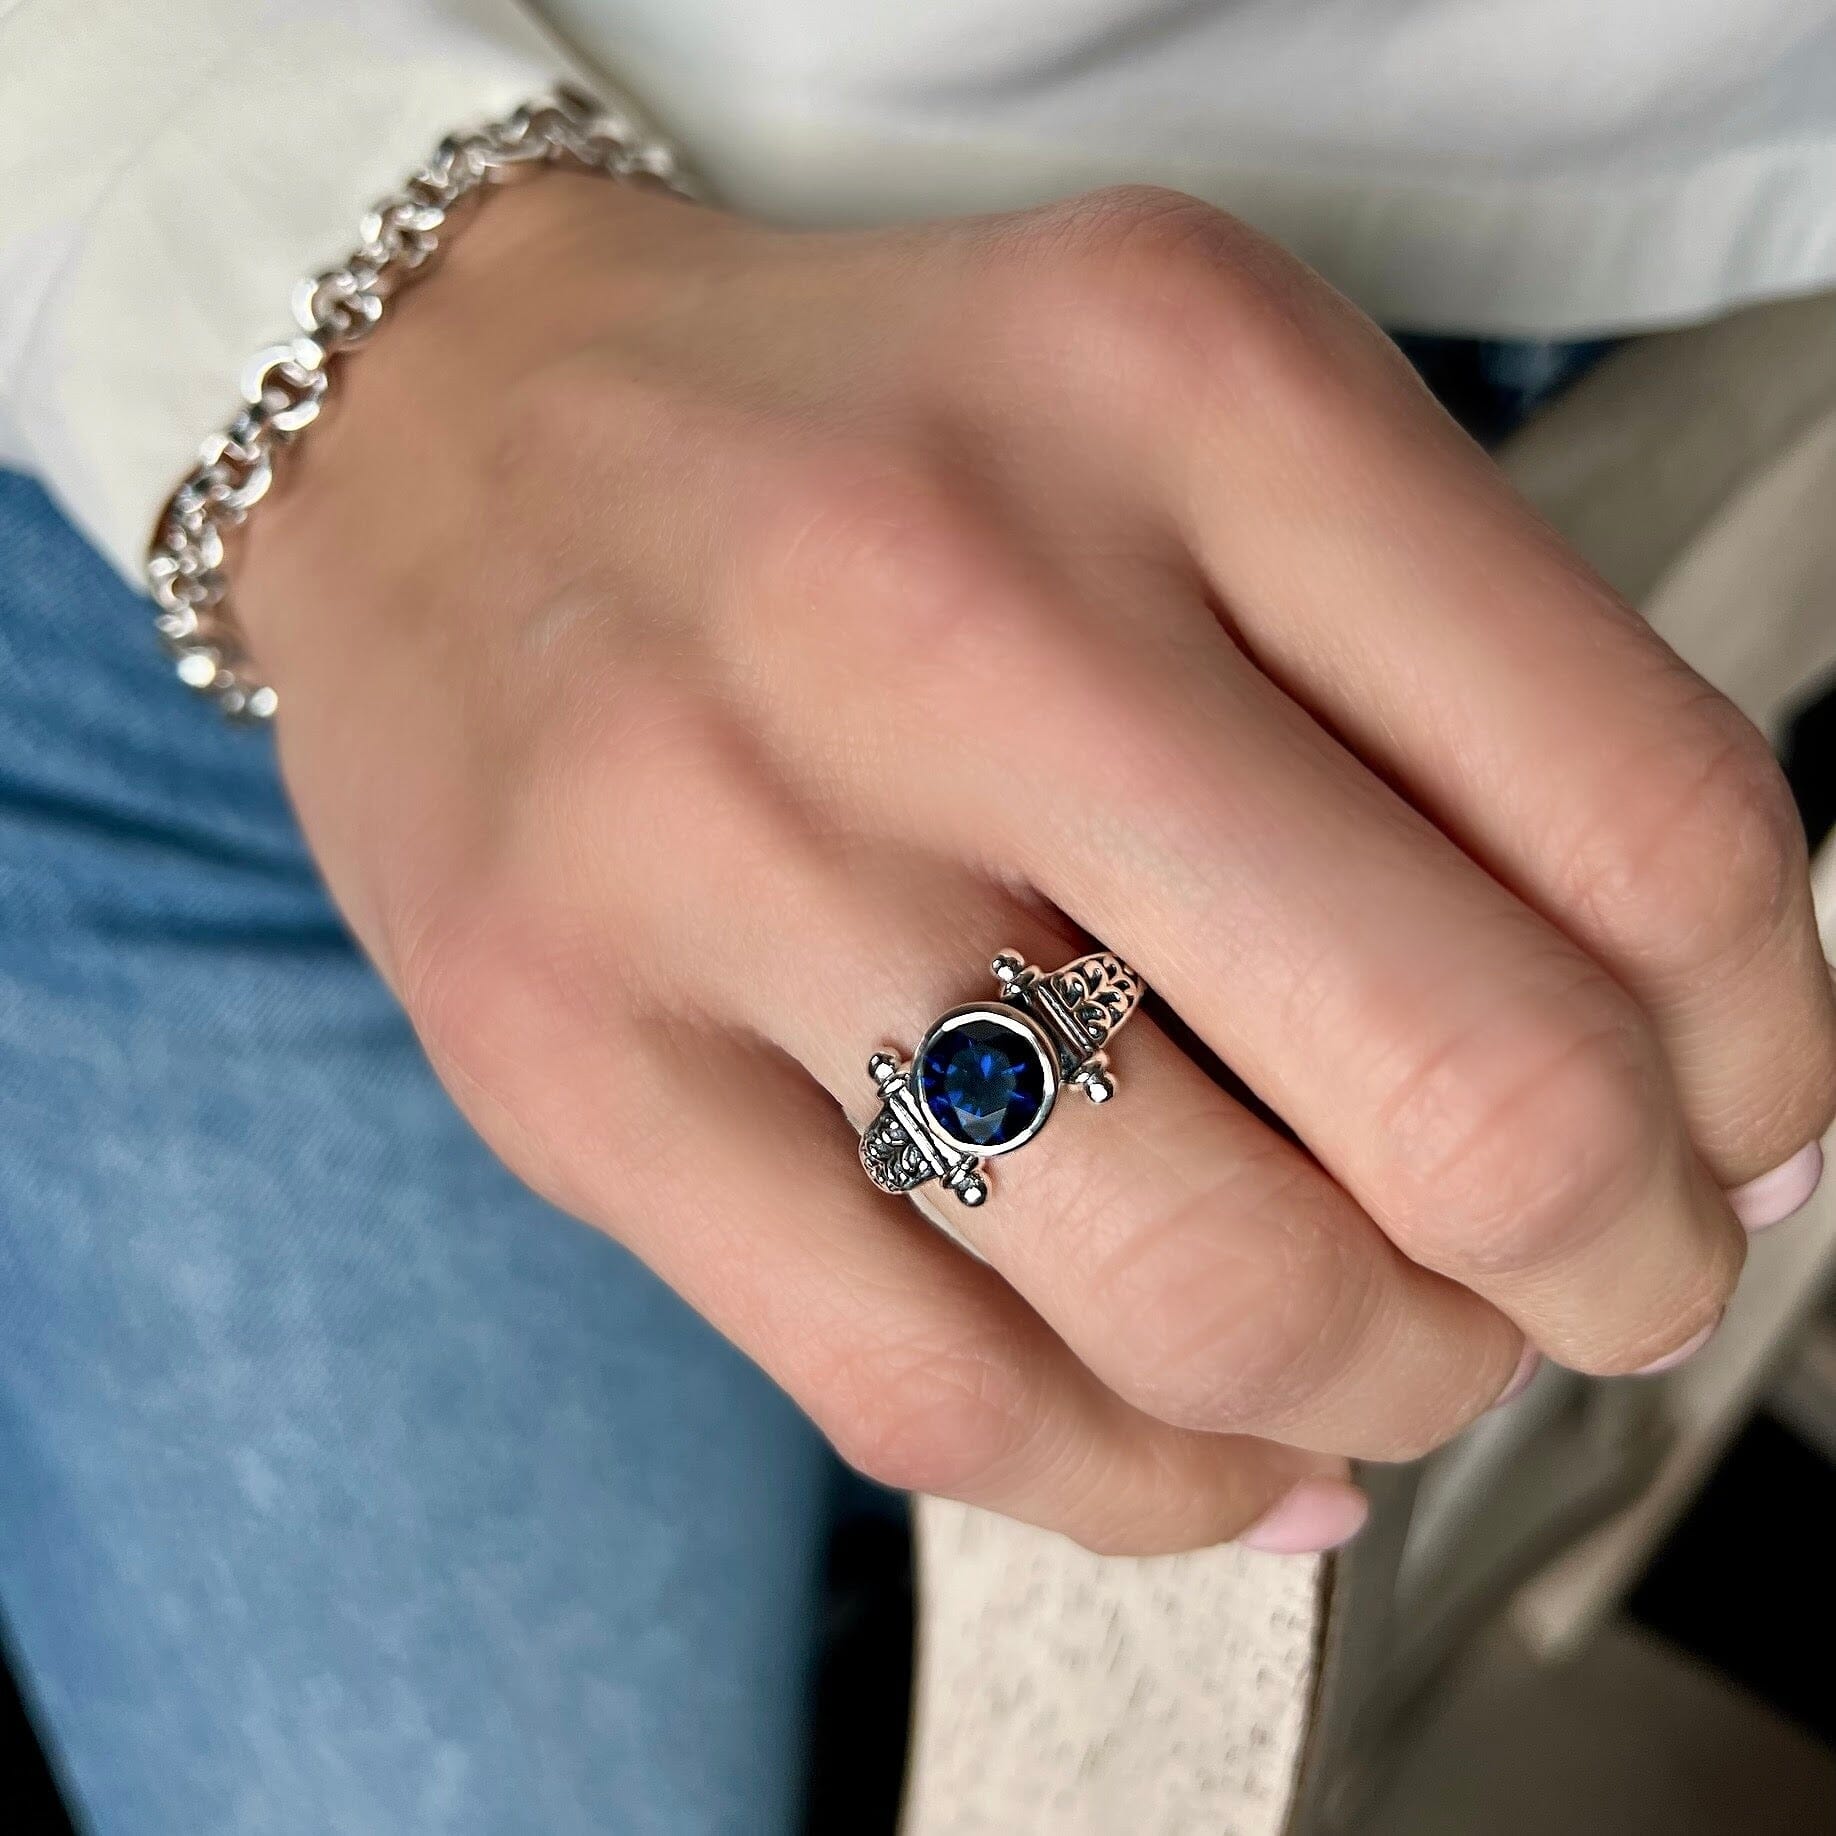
[{"xmin": 0, "ymin": 0, "xmax": 589, "ymax": 581}]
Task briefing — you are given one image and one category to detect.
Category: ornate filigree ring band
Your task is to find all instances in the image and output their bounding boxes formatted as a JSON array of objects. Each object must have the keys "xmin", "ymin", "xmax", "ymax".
[{"xmin": 859, "ymin": 951, "xmax": 1143, "ymax": 1206}]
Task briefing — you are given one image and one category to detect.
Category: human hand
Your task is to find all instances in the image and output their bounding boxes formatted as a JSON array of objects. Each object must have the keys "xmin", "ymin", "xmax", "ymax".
[{"xmin": 238, "ymin": 175, "xmax": 1836, "ymax": 1554}]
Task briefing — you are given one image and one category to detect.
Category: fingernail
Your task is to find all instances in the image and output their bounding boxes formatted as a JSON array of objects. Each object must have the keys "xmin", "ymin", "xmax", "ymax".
[
  {"xmin": 1726, "ymin": 1140, "xmax": 1823, "ymax": 1232},
  {"xmin": 1633, "ymin": 1314, "xmax": 1720, "ymax": 1376},
  {"xmin": 1490, "ymin": 1343, "xmax": 1543, "ymax": 1411},
  {"xmin": 1239, "ymin": 1478, "xmax": 1370, "ymax": 1554}
]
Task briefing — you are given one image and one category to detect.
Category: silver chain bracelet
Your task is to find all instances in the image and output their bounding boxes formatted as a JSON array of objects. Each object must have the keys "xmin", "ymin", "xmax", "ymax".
[{"xmin": 145, "ymin": 87, "xmax": 696, "ymax": 722}]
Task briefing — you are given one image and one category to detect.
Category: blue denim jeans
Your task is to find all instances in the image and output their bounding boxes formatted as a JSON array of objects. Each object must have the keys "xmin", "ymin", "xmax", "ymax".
[
  {"xmin": 0, "ymin": 468, "xmax": 841, "ymax": 1831},
  {"xmin": 0, "ymin": 328, "xmax": 1596, "ymax": 1833}
]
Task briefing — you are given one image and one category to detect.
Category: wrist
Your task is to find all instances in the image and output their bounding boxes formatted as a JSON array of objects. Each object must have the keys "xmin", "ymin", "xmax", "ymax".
[
  {"xmin": 150, "ymin": 90, "xmax": 705, "ymax": 720},
  {"xmin": 239, "ymin": 175, "xmax": 697, "ymax": 661}
]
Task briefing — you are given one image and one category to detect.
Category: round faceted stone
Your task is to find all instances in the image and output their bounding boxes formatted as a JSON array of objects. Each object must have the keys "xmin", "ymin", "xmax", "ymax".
[{"xmin": 918, "ymin": 1011, "xmax": 1053, "ymax": 1151}]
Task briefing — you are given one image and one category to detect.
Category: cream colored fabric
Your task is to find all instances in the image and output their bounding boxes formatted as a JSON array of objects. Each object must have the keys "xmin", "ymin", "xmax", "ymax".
[
  {"xmin": 10, "ymin": 2, "xmax": 1836, "ymax": 578},
  {"xmin": 1500, "ymin": 294, "xmax": 1836, "ymax": 636},
  {"xmin": 1507, "ymin": 300, "xmax": 1836, "ymax": 1655},
  {"xmin": 0, "ymin": 0, "xmax": 585, "ymax": 576}
]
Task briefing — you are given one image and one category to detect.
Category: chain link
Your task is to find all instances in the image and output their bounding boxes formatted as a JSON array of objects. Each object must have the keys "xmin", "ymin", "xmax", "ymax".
[{"xmin": 146, "ymin": 88, "xmax": 696, "ymax": 722}]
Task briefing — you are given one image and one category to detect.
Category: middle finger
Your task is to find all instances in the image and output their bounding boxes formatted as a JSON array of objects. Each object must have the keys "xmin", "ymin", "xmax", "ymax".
[
  {"xmin": 757, "ymin": 542, "xmax": 1744, "ymax": 1376},
  {"xmin": 687, "ymin": 838, "xmax": 1529, "ymax": 1461}
]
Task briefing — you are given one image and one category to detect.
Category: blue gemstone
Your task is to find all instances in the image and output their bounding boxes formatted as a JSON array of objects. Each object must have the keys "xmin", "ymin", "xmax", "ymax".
[{"xmin": 919, "ymin": 1016, "xmax": 1048, "ymax": 1149}]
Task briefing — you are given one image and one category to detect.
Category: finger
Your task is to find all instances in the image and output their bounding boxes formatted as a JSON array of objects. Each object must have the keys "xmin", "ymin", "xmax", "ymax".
[
  {"xmin": 746, "ymin": 525, "xmax": 1742, "ymax": 1376},
  {"xmin": 678, "ymin": 830, "xmax": 1529, "ymax": 1462},
  {"xmin": 1144, "ymin": 236, "xmax": 1836, "ymax": 1204},
  {"xmin": 406, "ymin": 933, "xmax": 1359, "ymax": 1555},
  {"xmin": 559, "ymin": 691, "xmax": 1531, "ymax": 1454},
  {"xmin": 1048, "ymin": 636, "xmax": 1742, "ymax": 1374}
]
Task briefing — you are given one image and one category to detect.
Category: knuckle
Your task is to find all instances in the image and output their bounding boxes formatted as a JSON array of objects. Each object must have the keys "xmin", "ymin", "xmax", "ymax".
[
  {"xmin": 396, "ymin": 888, "xmax": 534, "ymax": 1076},
  {"xmin": 1029, "ymin": 184, "xmax": 1259, "ymax": 282},
  {"xmin": 1086, "ymin": 1167, "xmax": 1368, "ymax": 1433},
  {"xmin": 745, "ymin": 448, "xmax": 1018, "ymax": 650},
  {"xmin": 1005, "ymin": 185, "xmax": 1349, "ymax": 399},
  {"xmin": 815, "ymin": 1333, "xmax": 1036, "ymax": 1498},
  {"xmin": 1568, "ymin": 692, "xmax": 1805, "ymax": 975},
  {"xmin": 541, "ymin": 673, "xmax": 764, "ymax": 907},
  {"xmin": 549, "ymin": 675, "xmax": 709, "ymax": 835},
  {"xmin": 738, "ymin": 444, "xmax": 1067, "ymax": 723},
  {"xmin": 395, "ymin": 886, "xmax": 590, "ymax": 1121},
  {"xmin": 1374, "ymin": 988, "xmax": 1668, "ymax": 1278},
  {"xmin": 394, "ymin": 888, "xmax": 654, "ymax": 1223}
]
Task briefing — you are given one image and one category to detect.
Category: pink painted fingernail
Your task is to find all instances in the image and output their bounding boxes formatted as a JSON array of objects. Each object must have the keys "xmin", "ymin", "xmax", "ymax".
[
  {"xmin": 1490, "ymin": 1343, "xmax": 1543, "ymax": 1411},
  {"xmin": 1726, "ymin": 1140, "xmax": 1823, "ymax": 1232},
  {"xmin": 1239, "ymin": 1478, "xmax": 1370, "ymax": 1554},
  {"xmin": 1633, "ymin": 1314, "xmax": 1720, "ymax": 1376}
]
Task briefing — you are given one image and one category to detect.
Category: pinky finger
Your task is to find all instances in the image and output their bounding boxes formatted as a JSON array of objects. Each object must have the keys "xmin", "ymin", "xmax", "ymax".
[{"xmin": 483, "ymin": 1010, "xmax": 1363, "ymax": 1556}]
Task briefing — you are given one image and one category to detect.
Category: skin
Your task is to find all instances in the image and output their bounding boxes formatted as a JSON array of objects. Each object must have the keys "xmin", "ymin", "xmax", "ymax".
[{"xmin": 236, "ymin": 172, "xmax": 1836, "ymax": 1555}]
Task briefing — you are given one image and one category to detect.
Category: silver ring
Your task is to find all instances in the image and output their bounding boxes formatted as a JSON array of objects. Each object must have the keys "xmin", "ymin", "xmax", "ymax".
[{"xmin": 859, "ymin": 950, "xmax": 1144, "ymax": 1206}]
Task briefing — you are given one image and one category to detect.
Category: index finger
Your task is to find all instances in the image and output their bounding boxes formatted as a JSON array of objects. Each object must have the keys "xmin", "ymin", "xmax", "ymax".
[{"xmin": 1155, "ymin": 231, "xmax": 1836, "ymax": 1209}]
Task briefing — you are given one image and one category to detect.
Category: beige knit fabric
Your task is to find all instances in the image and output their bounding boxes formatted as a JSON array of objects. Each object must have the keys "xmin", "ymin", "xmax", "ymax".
[{"xmin": 903, "ymin": 1503, "xmax": 1326, "ymax": 1836}]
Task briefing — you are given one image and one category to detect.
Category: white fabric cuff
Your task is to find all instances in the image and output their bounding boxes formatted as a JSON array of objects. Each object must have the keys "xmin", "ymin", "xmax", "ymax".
[{"xmin": 0, "ymin": 0, "xmax": 590, "ymax": 581}]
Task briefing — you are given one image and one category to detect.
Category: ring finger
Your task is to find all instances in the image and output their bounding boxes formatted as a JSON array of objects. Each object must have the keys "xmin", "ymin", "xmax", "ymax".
[
  {"xmin": 409, "ymin": 926, "xmax": 1357, "ymax": 1553},
  {"xmin": 691, "ymin": 836, "xmax": 1530, "ymax": 1461},
  {"xmin": 748, "ymin": 531, "xmax": 1744, "ymax": 1376}
]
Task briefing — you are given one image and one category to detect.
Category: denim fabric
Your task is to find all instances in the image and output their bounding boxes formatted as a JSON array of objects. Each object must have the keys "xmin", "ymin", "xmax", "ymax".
[
  {"xmin": 0, "ymin": 468, "xmax": 839, "ymax": 1833},
  {"xmin": 1395, "ymin": 335, "xmax": 1614, "ymax": 446}
]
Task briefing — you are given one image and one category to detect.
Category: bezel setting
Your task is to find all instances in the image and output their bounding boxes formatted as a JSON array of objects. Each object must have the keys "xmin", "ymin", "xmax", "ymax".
[
  {"xmin": 914, "ymin": 1004, "xmax": 1059, "ymax": 1157},
  {"xmin": 857, "ymin": 948, "xmax": 1142, "ymax": 1206}
]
